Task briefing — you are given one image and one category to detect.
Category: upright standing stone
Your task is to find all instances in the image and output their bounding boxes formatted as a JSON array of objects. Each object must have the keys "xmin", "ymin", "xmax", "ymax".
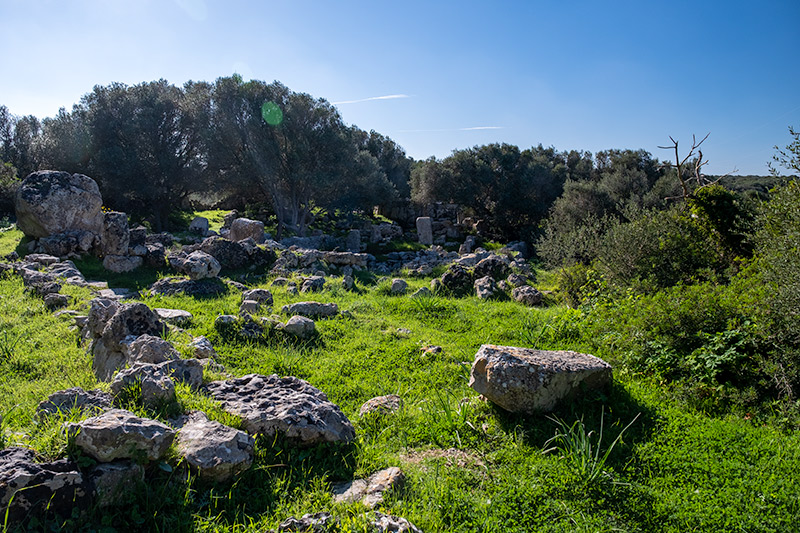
[
  {"xmin": 416, "ymin": 217, "xmax": 433, "ymax": 246},
  {"xmin": 346, "ymin": 229, "xmax": 361, "ymax": 252},
  {"xmin": 102, "ymin": 211, "xmax": 130, "ymax": 256}
]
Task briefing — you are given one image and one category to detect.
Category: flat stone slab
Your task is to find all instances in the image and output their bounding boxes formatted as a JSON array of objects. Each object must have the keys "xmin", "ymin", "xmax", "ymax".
[
  {"xmin": 65, "ymin": 409, "xmax": 175, "ymax": 462},
  {"xmin": 154, "ymin": 308, "xmax": 193, "ymax": 325},
  {"xmin": 469, "ymin": 344, "xmax": 612, "ymax": 413},
  {"xmin": 204, "ymin": 374, "xmax": 355, "ymax": 446}
]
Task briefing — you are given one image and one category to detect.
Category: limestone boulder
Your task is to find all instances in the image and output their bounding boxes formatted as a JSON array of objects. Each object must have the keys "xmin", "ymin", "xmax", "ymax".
[
  {"xmin": 281, "ymin": 315, "xmax": 316, "ymax": 339},
  {"xmin": 204, "ymin": 374, "xmax": 356, "ymax": 445},
  {"xmin": 332, "ymin": 467, "xmax": 405, "ymax": 508},
  {"xmin": 281, "ymin": 301, "xmax": 338, "ymax": 318},
  {"xmin": 474, "ymin": 275, "xmax": 498, "ymax": 300},
  {"xmin": 110, "ymin": 363, "xmax": 177, "ymax": 406},
  {"xmin": 101, "ymin": 211, "xmax": 130, "ymax": 256},
  {"xmin": 0, "ymin": 448, "xmax": 90, "ymax": 527},
  {"xmin": 36, "ymin": 387, "xmax": 113, "ymax": 417},
  {"xmin": 468, "ymin": 344, "xmax": 613, "ymax": 413},
  {"xmin": 190, "ymin": 335, "xmax": 217, "ymax": 359},
  {"xmin": 102, "ymin": 254, "xmax": 143, "ymax": 273},
  {"xmin": 229, "ymin": 217, "xmax": 265, "ymax": 243},
  {"xmin": 438, "ymin": 264, "xmax": 473, "ymax": 296},
  {"xmin": 88, "ymin": 461, "xmax": 144, "ymax": 508},
  {"xmin": 154, "ymin": 308, "xmax": 193, "ymax": 325},
  {"xmin": 170, "ymin": 250, "xmax": 221, "ymax": 280},
  {"xmin": 512, "ymin": 285, "xmax": 542, "ymax": 306},
  {"xmin": 198, "ymin": 236, "xmax": 250, "ymax": 269},
  {"xmin": 359, "ymin": 395, "xmax": 402, "ymax": 417},
  {"xmin": 189, "ymin": 216, "xmax": 209, "ymax": 235},
  {"xmin": 173, "ymin": 411, "xmax": 255, "ymax": 482},
  {"xmin": 473, "ymin": 255, "xmax": 509, "ymax": 280},
  {"xmin": 416, "ymin": 216, "xmax": 433, "ymax": 245},
  {"xmin": 65, "ymin": 409, "xmax": 176, "ymax": 462},
  {"xmin": 301, "ymin": 275, "xmax": 325, "ymax": 293},
  {"xmin": 242, "ymin": 288, "xmax": 273, "ymax": 306},
  {"xmin": 391, "ymin": 278, "xmax": 408, "ymax": 295},
  {"xmin": 92, "ymin": 303, "xmax": 165, "ymax": 381},
  {"xmin": 14, "ymin": 171, "xmax": 104, "ymax": 239},
  {"xmin": 121, "ymin": 334, "xmax": 179, "ymax": 365},
  {"xmin": 149, "ymin": 277, "xmax": 228, "ymax": 298}
]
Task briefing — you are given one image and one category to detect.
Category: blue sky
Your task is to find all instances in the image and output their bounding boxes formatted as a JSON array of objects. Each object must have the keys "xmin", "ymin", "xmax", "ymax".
[{"xmin": 2, "ymin": 0, "xmax": 797, "ymax": 175}]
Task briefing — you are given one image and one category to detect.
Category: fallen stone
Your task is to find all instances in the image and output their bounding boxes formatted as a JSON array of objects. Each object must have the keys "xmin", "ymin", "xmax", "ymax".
[
  {"xmin": 189, "ymin": 216, "xmax": 209, "ymax": 235},
  {"xmin": 121, "ymin": 334, "xmax": 179, "ymax": 365},
  {"xmin": 102, "ymin": 254, "xmax": 143, "ymax": 273},
  {"xmin": 332, "ymin": 467, "xmax": 405, "ymax": 508},
  {"xmin": 36, "ymin": 387, "xmax": 113, "ymax": 417},
  {"xmin": 281, "ymin": 301, "xmax": 338, "ymax": 318},
  {"xmin": 204, "ymin": 374, "xmax": 355, "ymax": 445},
  {"xmin": 110, "ymin": 363, "xmax": 177, "ymax": 407},
  {"xmin": 474, "ymin": 276, "xmax": 498, "ymax": 300},
  {"xmin": 512, "ymin": 285, "xmax": 542, "ymax": 306},
  {"xmin": 101, "ymin": 211, "xmax": 130, "ymax": 256},
  {"xmin": 88, "ymin": 460, "xmax": 144, "ymax": 508},
  {"xmin": 173, "ymin": 411, "xmax": 255, "ymax": 482},
  {"xmin": 391, "ymin": 278, "xmax": 408, "ymax": 295},
  {"xmin": 44, "ymin": 292, "xmax": 69, "ymax": 309},
  {"xmin": 154, "ymin": 308, "xmax": 193, "ymax": 325},
  {"xmin": 0, "ymin": 447, "xmax": 90, "ymax": 527},
  {"xmin": 229, "ymin": 217, "xmax": 265, "ymax": 243},
  {"xmin": 190, "ymin": 335, "xmax": 217, "ymax": 359},
  {"xmin": 468, "ymin": 345, "xmax": 613, "ymax": 413},
  {"xmin": 149, "ymin": 277, "xmax": 228, "ymax": 297},
  {"xmin": 65, "ymin": 409, "xmax": 176, "ymax": 462},
  {"xmin": 359, "ymin": 395, "xmax": 402, "ymax": 417},
  {"xmin": 300, "ymin": 275, "xmax": 325, "ymax": 293},
  {"xmin": 281, "ymin": 315, "xmax": 316, "ymax": 339}
]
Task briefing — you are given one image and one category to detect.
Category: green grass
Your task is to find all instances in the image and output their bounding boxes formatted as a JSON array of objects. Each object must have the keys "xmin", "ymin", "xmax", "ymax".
[{"xmin": 0, "ymin": 260, "xmax": 798, "ymax": 531}]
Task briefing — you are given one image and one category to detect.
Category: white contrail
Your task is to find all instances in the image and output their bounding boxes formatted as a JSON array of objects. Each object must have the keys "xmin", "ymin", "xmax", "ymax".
[{"xmin": 332, "ymin": 94, "xmax": 411, "ymax": 105}]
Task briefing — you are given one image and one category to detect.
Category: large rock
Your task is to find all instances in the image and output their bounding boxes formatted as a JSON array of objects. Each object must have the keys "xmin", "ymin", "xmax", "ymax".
[
  {"xmin": 65, "ymin": 409, "xmax": 176, "ymax": 462},
  {"xmin": 173, "ymin": 411, "xmax": 255, "ymax": 482},
  {"xmin": 110, "ymin": 363, "xmax": 177, "ymax": 406},
  {"xmin": 149, "ymin": 277, "xmax": 228, "ymax": 298},
  {"xmin": 300, "ymin": 275, "xmax": 325, "ymax": 293},
  {"xmin": 438, "ymin": 264, "xmax": 473, "ymax": 296},
  {"xmin": 38, "ymin": 229, "xmax": 97, "ymax": 257},
  {"xmin": 281, "ymin": 315, "xmax": 316, "ymax": 339},
  {"xmin": 101, "ymin": 211, "xmax": 130, "ymax": 256},
  {"xmin": 154, "ymin": 308, "xmax": 193, "ymax": 325},
  {"xmin": 189, "ymin": 216, "xmax": 209, "ymax": 235},
  {"xmin": 0, "ymin": 447, "xmax": 90, "ymax": 526},
  {"xmin": 474, "ymin": 275, "xmax": 498, "ymax": 299},
  {"xmin": 281, "ymin": 301, "xmax": 338, "ymax": 318},
  {"xmin": 88, "ymin": 460, "xmax": 144, "ymax": 508},
  {"xmin": 242, "ymin": 288, "xmax": 273, "ymax": 306},
  {"xmin": 102, "ymin": 254, "xmax": 143, "ymax": 273},
  {"xmin": 416, "ymin": 217, "xmax": 433, "ymax": 246},
  {"xmin": 229, "ymin": 217, "xmax": 265, "ymax": 243},
  {"xmin": 204, "ymin": 374, "xmax": 356, "ymax": 445},
  {"xmin": 512, "ymin": 285, "xmax": 542, "ymax": 306},
  {"xmin": 14, "ymin": 171, "xmax": 104, "ymax": 239},
  {"xmin": 468, "ymin": 345, "xmax": 613, "ymax": 413},
  {"xmin": 36, "ymin": 387, "xmax": 113, "ymax": 417},
  {"xmin": 169, "ymin": 250, "xmax": 221, "ymax": 280},
  {"xmin": 473, "ymin": 255, "xmax": 510, "ymax": 280},
  {"xmin": 91, "ymin": 302, "xmax": 165, "ymax": 381},
  {"xmin": 346, "ymin": 229, "xmax": 361, "ymax": 252}
]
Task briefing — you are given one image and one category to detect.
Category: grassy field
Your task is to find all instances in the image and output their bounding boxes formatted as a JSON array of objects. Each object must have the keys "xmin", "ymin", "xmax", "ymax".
[{"xmin": 0, "ymin": 227, "xmax": 798, "ymax": 532}]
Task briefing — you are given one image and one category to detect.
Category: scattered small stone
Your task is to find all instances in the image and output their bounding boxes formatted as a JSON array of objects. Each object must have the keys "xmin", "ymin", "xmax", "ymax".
[
  {"xmin": 154, "ymin": 308, "xmax": 193, "ymax": 325},
  {"xmin": 332, "ymin": 467, "xmax": 405, "ymax": 508},
  {"xmin": 359, "ymin": 394, "xmax": 403, "ymax": 417}
]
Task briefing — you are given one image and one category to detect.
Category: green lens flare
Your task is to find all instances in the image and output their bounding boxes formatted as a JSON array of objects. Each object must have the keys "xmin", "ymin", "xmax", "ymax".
[{"xmin": 261, "ymin": 101, "xmax": 283, "ymax": 125}]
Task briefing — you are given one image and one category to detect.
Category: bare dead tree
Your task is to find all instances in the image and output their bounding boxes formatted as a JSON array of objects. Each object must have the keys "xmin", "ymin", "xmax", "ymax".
[{"xmin": 658, "ymin": 133, "xmax": 736, "ymax": 200}]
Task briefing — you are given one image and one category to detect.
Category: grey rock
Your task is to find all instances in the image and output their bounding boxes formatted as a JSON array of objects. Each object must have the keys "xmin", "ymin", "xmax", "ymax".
[
  {"xmin": 474, "ymin": 275, "xmax": 498, "ymax": 300},
  {"xmin": 0, "ymin": 448, "xmax": 89, "ymax": 526},
  {"xmin": 189, "ymin": 216, "xmax": 209, "ymax": 235},
  {"xmin": 468, "ymin": 344, "xmax": 613, "ymax": 413},
  {"xmin": 346, "ymin": 229, "xmax": 361, "ymax": 252},
  {"xmin": 229, "ymin": 217, "xmax": 265, "ymax": 243},
  {"xmin": 110, "ymin": 363, "xmax": 177, "ymax": 407},
  {"xmin": 474, "ymin": 255, "xmax": 509, "ymax": 280},
  {"xmin": 240, "ymin": 299, "xmax": 261, "ymax": 315},
  {"xmin": 359, "ymin": 395, "xmax": 402, "ymax": 417},
  {"xmin": 507, "ymin": 273, "xmax": 527, "ymax": 288},
  {"xmin": 416, "ymin": 217, "xmax": 433, "ymax": 245},
  {"xmin": 281, "ymin": 301, "xmax": 338, "ymax": 318},
  {"xmin": 66, "ymin": 409, "xmax": 176, "ymax": 462},
  {"xmin": 512, "ymin": 285, "xmax": 542, "ymax": 306},
  {"xmin": 300, "ymin": 275, "xmax": 325, "ymax": 293},
  {"xmin": 88, "ymin": 460, "xmax": 144, "ymax": 508},
  {"xmin": 190, "ymin": 335, "xmax": 217, "ymax": 359},
  {"xmin": 172, "ymin": 250, "xmax": 221, "ymax": 280},
  {"xmin": 44, "ymin": 292, "xmax": 69, "ymax": 309},
  {"xmin": 173, "ymin": 411, "xmax": 255, "ymax": 482},
  {"xmin": 391, "ymin": 278, "xmax": 408, "ymax": 295},
  {"xmin": 204, "ymin": 374, "xmax": 355, "ymax": 445},
  {"xmin": 332, "ymin": 467, "xmax": 405, "ymax": 508},
  {"xmin": 101, "ymin": 211, "xmax": 129, "ymax": 256},
  {"xmin": 154, "ymin": 308, "xmax": 193, "ymax": 325},
  {"xmin": 149, "ymin": 277, "xmax": 228, "ymax": 297},
  {"xmin": 14, "ymin": 171, "xmax": 104, "ymax": 239},
  {"xmin": 25, "ymin": 253, "xmax": 59, "ymax": 265},
  {"xmin": 281, "ymin": 315, "xmax": 316, "ymax": 339},
  {"xmin": 102, "ymin": 254, "xmax": 143, "ymax": 273},
  {"xmin": 92, "ymin": 303, "xmax": 165, "ymax": 381},
  {"xmin": 438, "ymin": 264, "xmax": 473, "ymax": 296},
  {"xmin": 36, "ymin": 387, "xmax": 113, "ymax": 417},
  {"xmin": 342, "ymin": 274, "xmax": 354, "ymax": 290},
  {"xmin": 242, "ymin": 288, "xmax": 274, "ymax": 306},
  {"xmin": 411, "ymin": 287, "xmax": 432, "ymax": 299},
  {"xmin": 121, "ymin": 334, "xmax": 179, "ymax": 365}
]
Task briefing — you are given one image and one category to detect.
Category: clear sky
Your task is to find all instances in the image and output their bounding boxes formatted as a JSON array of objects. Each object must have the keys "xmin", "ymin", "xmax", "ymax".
[{"xmin": 2, "ymin": 0, "xmax": 798, "ymax": 175}]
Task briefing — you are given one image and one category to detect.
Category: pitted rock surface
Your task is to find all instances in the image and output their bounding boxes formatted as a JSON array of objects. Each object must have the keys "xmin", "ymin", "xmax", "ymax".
[
  {"xmin": 204, "ymin": 374, "xmax": 355, "ymax": 445},
  {"xmin": 149, "ymin": 276, "xmax": 228, "ymax": 297},
  {"xmin": 359, "ymin": 395, "xmax": 403, "ymax": 417},
  {"xmin": 474, "ymin": 275, "xmax": 498, "ymax": 299},
  {"xmin": 36, "ymin": 387, "xmax": 113, "ymax": 417},
  {"xmin": 512, "ymin": 285, "xmax": 542, "ymax": 306},
  {"xmin": 122, "ymin": 334, "xmax": 179, "ymax": 365},
  {"xmin": 0, "ymin": 447, "xmax": 90, "ymax": 526},
  {"xmin": 190, "ymin": 335, "xmax": 217, "ymax": 359},
  {"xmin": 332, "ymin": 467, "xmax": 405, "ymax": 508},
  {"xmin": 281, "ymin": 301, "xmax": 338, "ymax": 318},
  {"xmin": 110, "ymin": 363, "xmax": 177, "ymax": 406},
  {"xmin": 281, "ymin": 315, "xmax": 316, "ymax": 339},
  {"xmin": 469, "ymin": 344, "xmax": 612, "ymax": 413},
  {"xmin": 242, "ymin": 288, "xmax": 273, "ymax": 306},
  {"xmin": 14, "ymin": 170, "xmax": 104, "ymax": 239},
  {"xmin": 66, "ymin": 409, "xmax": 176, "ymax": 462},
  {"xmin": 92, "ymin": 302, "xmax": 165, "ymax": 381},
  {"xmin": 173, "ymin": 411, "xmax": 255, "ymax": 482}
]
